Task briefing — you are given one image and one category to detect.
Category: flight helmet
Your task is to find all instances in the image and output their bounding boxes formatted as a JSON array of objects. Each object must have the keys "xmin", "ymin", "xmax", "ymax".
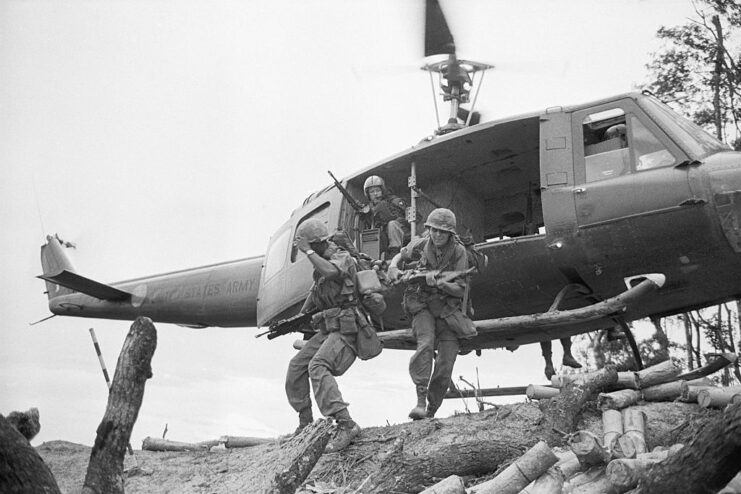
[
  {"xmin": 296, "ymin": 218, "xmax": 330, "ymax": 244},
  {"xmin": 363, "ymin": 175, "xmax": 386, "ymax": 198},
  {"xmin": 424, "ymin": 208, "xmax": 457, "ymax": 234}
]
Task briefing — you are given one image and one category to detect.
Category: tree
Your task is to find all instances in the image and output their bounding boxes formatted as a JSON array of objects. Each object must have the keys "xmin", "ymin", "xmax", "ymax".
[{"xmin": 645, "ymin": 0, "xmax": 741, "ymax": 148}]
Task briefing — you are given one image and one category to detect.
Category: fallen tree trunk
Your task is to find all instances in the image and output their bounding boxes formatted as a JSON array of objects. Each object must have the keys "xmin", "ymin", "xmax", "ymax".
[
  {"xmin": 142, "ymin": 437, "xmax": 219, "ymax": 452},
  {"xmin": 0, "ymin": 414, "xmax": 61, "ymax": 494},
  {"xmin": 83, "ymin": 316, "xmax": 157, "ymax": 494},
  {"xmin": 635, "ymin": 402, "xmax": 741, "ymax": 493}
]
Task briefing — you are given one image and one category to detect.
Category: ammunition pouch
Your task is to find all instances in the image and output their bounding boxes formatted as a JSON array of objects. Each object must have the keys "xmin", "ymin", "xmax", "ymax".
[
  {"xmin": 312, "ymin": 306, "xmax": 359, "ymax": 335},
  {"xmin": 441, "ymin": 300, "xmax": 477, "ymax": 340}
]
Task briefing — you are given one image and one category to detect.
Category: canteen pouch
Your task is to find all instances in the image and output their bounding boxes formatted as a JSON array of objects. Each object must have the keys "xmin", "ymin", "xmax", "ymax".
[
  {"xmin": 355, "ymin": 309, "xmax": 383, "ymax": 360},
  {"xmin": 339, "ymin": 308, "xmax": 359, "ymax": 335},
  {"xmin": 355, "ymin": 269, "xmax": 382, "ymax": 294}
]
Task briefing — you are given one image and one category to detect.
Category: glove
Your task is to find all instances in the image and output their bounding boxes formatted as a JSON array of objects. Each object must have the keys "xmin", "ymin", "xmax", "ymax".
[{"xmin": 387, "ymin": 265, "xmax": 400, "ymax": 282}]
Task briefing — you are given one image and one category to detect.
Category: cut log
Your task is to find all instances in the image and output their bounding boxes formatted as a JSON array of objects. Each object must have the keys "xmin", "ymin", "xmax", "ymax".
[
  {"xmin": 676, "ymin": 352, "xmax": 737, "ymax": 381},
  {"xmin": 615, "ymin": 372, "xmax": 638, "ymax": 390},
  {"xmin": 541, "ymin": 366, "xmax": 618, "ymax": 444},
  {"xmin": 141, "ymin": 437, "xmax": 219, "ymax": 452},
  {"xmin": 679, "ymin": 381, "xmax": 717, "ymax": 403},
  {"xmin": 641, "ymin": 381, "xmax": 683, "ymax": 402},
  {"xmin": 568, "ymin": 431, "xmax": 610, "ymax": 467},
  {"xmin": 613, "ymin": 409, "xmax": 647, "ymax": 459},
  {"xmin": 562, "ymin": 466, "xmax": 617, "ymax": 494},
  {"xmin": 221, "ymin": 435, "xmax": 274, "ymax": 448},
  {"xmin": 0, "ymin": 414, "xmax": 61, "ymax": 494},
  {"xmin": 527, "ymin": 384, "xmax": 560, "ymax": 400},
  {"xmin": 468, "ymin": 441, "xmax": 558, "ymax": 494},
  {"xmin": 634, "ymin": 358, "xmax": 682, "ymax": 389},
  {"xmin": 521, "ymin": 468, "xmax": 564, "ymax": 494},
  {"xmin": 605, "ymin": 447, "xmax": 680, "ymax": 491},
  {"xmin": 733, "ymin": 394, "xmax": 741, "ymax": 405},
  {"xmin": 603, "ymin": 409, "xmax": 623, "ymax": 453},
  {"xmin": 83, "ymin": 317, "xmax": 157, "ymax": 494},
  {"xmin": 444, "ymin": 386, "xmax": 530, "ymax": 399},
  {"xmin": 598, "ymin": 389, "xmax": 641, "ymax": 411},
  {"xmin": 698, "ymin": 386, "xmax": 741, "ymax": 408},
  {"xmin": 636, "ymin": 403, "xmax": 741, "ymax": 493},
  {"xmin": 419, "ymin": 475, "xmax": 465, "ymax": 494}
]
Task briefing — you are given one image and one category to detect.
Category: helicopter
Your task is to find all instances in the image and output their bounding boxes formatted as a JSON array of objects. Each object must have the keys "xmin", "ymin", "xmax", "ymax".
[{"xmin": 37, "ymin": 0, "xmax": 741, "ymax": 368}]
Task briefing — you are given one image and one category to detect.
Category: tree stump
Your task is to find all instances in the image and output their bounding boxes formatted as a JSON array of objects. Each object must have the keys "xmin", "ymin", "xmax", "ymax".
[
  {"xmin": 637, "ymin": 402, "xmax": 741, "ymax": 493},
  {"xmin": 0, "ymin": 414, "xmax": 60, "ymax": 494},
  {"xmin": 83, "ymin": 317, "xmax": 157, "ymax": 494}
]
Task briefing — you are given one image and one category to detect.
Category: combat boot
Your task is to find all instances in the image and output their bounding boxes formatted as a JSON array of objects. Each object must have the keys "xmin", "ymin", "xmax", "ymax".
[
  {"xmin": 544, "ymin": 362, "xmax": 556, "ymax": 380},
  {"xmin": 294, "ymin": 407, "xmax": 314, "ymax": 434},
  {"xmin": 408, "ymin": 385, "xmax": 428, "ymax": 420},
  {"xmin": 562, "ymin": 353, "xmax": 582, "ymax": 369},
  {"xmin": 325, "ymin": 420, "xmax": 361, "ymax": 453}
]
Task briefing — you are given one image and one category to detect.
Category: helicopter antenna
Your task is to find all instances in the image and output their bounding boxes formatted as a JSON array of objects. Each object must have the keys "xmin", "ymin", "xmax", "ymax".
[{"xmin": 422, "ymin": 0, "xmax": 493, "ymax": 135}]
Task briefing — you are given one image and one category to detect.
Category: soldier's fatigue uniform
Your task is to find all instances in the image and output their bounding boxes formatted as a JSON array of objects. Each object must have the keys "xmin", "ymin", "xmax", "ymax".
[
  {"xmin": 285, "ymin": 243, "xmax": 362, "ymax": 418},
  {"xmin": 368, "ymin": 195, "xmax": 410, "ymax": 252},
  {"xmin": 400, "ymin": 236, "xmax": 469, "ymax": 414}
]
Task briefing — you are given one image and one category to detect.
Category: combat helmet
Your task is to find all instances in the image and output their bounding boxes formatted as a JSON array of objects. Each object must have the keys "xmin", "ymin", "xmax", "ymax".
[
  {"xmin": 296, "ymin": 218, "xmax": 330, "ymax": 243},
  {"xmin": 363, "ymin": 175, "xmax": 386, "ymax": 198},
  {"xmin": 424, "ymin": 208, "xmax": 457, "ymax": 234}
]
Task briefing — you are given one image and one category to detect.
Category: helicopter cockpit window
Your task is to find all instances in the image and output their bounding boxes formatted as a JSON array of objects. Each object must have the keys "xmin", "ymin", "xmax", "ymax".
[
  {"xmin": 583, "ymin": 108, "xmax": 676, "ymax": 182},
  {"xmin": 583, "ymin": 108, "xmax": 630, "ymax": 182}
]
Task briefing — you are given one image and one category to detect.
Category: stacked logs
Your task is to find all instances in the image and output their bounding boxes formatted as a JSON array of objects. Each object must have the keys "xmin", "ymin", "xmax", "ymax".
[{"xmin": 420, "ymin": 356, "xmax": 741, "ymax": 494}]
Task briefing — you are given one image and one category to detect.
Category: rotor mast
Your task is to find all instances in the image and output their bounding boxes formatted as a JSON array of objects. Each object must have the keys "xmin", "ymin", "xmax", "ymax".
[{"xmin": 422, "ymin": 0, "xmax": 493, "ymax": 135}]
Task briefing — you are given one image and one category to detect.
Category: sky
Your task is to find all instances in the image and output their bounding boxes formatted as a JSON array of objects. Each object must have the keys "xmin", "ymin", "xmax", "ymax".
[{"xmin": 0, "ymin": 0, "xmax": 701, "ymax": 448}]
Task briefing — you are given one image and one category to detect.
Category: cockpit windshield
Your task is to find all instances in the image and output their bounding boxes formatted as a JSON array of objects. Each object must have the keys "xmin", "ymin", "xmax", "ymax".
[{"xmin": 640, "ymin": 96, "xmax": 729, "ymax": 159}]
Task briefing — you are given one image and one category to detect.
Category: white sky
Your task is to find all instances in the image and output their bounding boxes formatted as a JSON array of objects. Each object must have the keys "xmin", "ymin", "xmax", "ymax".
[{"xmin": 1, "ymin": 0, "xmax": 700, "ymax": 447}]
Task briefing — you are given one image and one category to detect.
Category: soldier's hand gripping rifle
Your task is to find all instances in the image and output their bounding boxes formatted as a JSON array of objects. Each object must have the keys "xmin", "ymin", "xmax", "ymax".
[
  {"xmin": 255, "ymin": 309, "xmax": 320, "ymax": 340},
  {"xmin": 328, "ymin": 170, "xmax": 370, "ymax": 214},
  {"xmin": 396, "ymin": 266, "xmax": 476, "ymax": 286}
]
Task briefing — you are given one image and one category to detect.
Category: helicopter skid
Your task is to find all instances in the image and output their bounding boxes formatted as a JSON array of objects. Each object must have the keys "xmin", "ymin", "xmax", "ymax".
[{"xmin": 377, "ymin": 274, "xmax": 665, "ymax": 352}]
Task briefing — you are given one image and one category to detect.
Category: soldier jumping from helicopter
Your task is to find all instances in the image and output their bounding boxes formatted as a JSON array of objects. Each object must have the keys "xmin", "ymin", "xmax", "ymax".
[
  {"xmin": 388, "ymin": 208, "xmax": 476, "ymax": 420},
  {"xmin": 361, "ymin": 175, "xmax": 410, "ymax": 259},
  {"xmin": 284, "ymin": 218, "xmax": 362, "ymax": 452}
]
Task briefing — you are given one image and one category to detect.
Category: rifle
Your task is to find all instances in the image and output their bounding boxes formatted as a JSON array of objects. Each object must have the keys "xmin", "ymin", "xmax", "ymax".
[
  {"xmin": 328, "ymin": 170, "xmax": 368, "ymax": 213},
  {"xmin": 255, "ymin": 309, "xmax": 319, "ymax": 340},
  {"xmin": 397, "ymin": 266, "xmax": 476, "ymax": 286}
]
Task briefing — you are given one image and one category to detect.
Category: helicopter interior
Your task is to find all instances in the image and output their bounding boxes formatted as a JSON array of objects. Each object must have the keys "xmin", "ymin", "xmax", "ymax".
[{"xmin": 342, "ymin": 113, "xmax": 545, "ymax": 256}]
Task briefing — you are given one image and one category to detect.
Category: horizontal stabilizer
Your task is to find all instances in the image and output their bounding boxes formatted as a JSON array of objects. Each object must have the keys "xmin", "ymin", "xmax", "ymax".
[{"xmin": 38, "ymin": 270, "xmax": 131, "ymax": 301}]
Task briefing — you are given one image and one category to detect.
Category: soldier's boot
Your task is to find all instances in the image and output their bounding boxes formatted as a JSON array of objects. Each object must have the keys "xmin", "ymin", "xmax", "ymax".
[
  {"xmin": 425, "ymin": 405, "xmax": 438, "ymax": 419},
  {"xmin": 541, "ymin": 341, "xmax": 556, "ymax": 380},
  {"xmin": 326, "ymin": 409, "xmax": 360, "ymax": 453},
  {"xmin": 408, "ymin": 385, "xmax": 429, "ymax": 420},
  {"xmin": 294, "ymin": 407, "xmax": 314, "ymax": 434},
  {"xmin": 561, "ymin": 338, "xmax": 582, "ymax": 369}
]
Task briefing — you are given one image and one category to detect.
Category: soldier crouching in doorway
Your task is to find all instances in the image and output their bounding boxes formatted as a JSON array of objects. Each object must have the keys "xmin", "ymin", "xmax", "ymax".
[
  {"xmin": 387, "ymin": 208, "xmax": 477, "ymax": 420},
  {"xmin": 362, "ymin": 175, "xmax": 410, "ymax": 259},
  {"xmin": 284, "ymin": 218, "xmax": 362, "ymax": 452}
]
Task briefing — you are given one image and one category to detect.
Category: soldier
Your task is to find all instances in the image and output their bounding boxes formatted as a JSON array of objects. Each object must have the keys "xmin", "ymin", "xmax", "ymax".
[
  {"xmin": 540, "ymin": 338, "xmax": 582, "ymax": 380},
  {"xmin": 284, "ymin": 218, "xmax": 362, "ymax": 452},
  {"xmin": 362, "ymin": 175, "xmax": 410, "ymax": 258},
  {"xmin": 387, "ymin": 208, "xmax": 474, "ymax": 420}
]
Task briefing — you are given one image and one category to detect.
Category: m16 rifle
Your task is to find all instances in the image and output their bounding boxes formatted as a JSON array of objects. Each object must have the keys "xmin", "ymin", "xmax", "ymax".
[
  {"xmin": 255, "ymin": 309, "xmax": 319, "ymax": 340},
  {"xmin": 397, "ymin": 266, "xmax": 476, "ymax": 286},
  {"xmin": 328, "ymin": 170, "xmax": 369, "ymax": 213}
]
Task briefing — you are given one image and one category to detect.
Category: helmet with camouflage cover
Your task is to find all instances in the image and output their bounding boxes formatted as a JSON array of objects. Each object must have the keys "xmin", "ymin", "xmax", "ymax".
[
  {"xmin": 363, "ymin": 175, "xmax": 386, "ymax": 198},
  {"xmin": 424, "ymin": 208, "xmax": 457, "ymax": 234},
  {"xmin": 296, "ymin": 218, "xmax": 330, "ymax": 243}
]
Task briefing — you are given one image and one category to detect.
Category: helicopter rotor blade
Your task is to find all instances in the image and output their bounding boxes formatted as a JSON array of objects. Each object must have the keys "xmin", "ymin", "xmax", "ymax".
[{"xmin": 425, "ymin": 0, "xmax": 455, "ymax": 57}]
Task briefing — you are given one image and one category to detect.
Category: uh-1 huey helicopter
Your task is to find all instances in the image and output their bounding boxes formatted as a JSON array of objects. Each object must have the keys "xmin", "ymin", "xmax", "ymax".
[{"xmin": 38, "ymin": 0, "xmax": 741, "ymax": 370}]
